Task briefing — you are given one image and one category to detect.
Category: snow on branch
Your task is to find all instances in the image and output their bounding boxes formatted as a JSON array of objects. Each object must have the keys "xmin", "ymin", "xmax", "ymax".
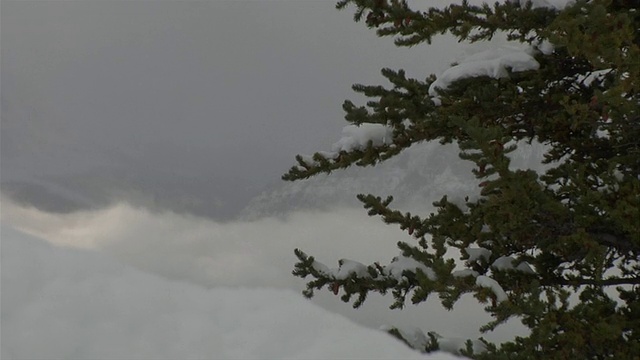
[
  {"xmin": 508, "ymin": 0, "xmax": 575, "ymax": 10},
  {"xmin": 465, "ymin": 246, "xmax": 492, "ymax": 262},
  {"xmin": 429, "ymin": 47, "xmax": 540, "ymax": 99},
  {"xmin": 383, "ymin": 325, "xmax": 487, "ymax": 356},
  {"xmin": 311, "ymin": 253, "xmax": 436, "ymax": 283},
  {"xmin": 476, "ymin": 275, "xmax": 508, "ymax": 303},
  {"xmin": 491, "ymin": 256, "xmax": 535, "ymax": 274},
  {"xmin": 311, "ymin": 258, "xmax": 372, "ymax": 280},
  {"xmin": 296, "ymin": 124, "xmax": 394, "ymax": 168},
  {"xmin": 452, "ymin": 269, "xmax": 480, "ymax": 278},
  {"xmin": 332, "ymin": 124, "xmax": 394, "ymax": 152},
  {"xmin": 335, "ymin": 259, "xmax": 371, "ymax": 280},
  {"xmin": 384, "ymin": 255, "xmax": 436, "ymax": 281}
]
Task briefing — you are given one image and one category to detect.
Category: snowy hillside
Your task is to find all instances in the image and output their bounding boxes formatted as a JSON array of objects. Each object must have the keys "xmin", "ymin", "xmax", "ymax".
[
  {"xmin": 242, "ymin": 139, "xmax": 547, "ymax": 219},
  {"xmin": 243, "ymin": 142, "xmax": 466, "ymax": 218},
  {"xmin": 1, "ymin": 225, "xmax": 466, "ymax": 359}
]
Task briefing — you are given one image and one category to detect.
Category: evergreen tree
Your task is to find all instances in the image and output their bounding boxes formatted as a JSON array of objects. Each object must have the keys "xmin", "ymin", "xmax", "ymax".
[{"xmin": 283, "ymin": 0, "xmax": 640, "ymax": 358}]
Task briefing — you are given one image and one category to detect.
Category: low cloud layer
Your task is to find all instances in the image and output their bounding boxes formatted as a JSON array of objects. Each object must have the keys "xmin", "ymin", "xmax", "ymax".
[
  {"xmin": 4, "ymin": 225, "xmax": 463, "ymax": 360},
  {"xmin": 2, "ymin": 199, "xmax": 527, "ymax": 342}
]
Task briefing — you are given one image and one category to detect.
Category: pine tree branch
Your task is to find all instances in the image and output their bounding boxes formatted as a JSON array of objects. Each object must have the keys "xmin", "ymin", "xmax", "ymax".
[
  {"xmin": 589, "ymin": 231, "xmax": 640, "ymax": 255},
  {"xmin": 336, "ymin": 0, "xmax": 559, "ymax": 46},
  {"xmin": 552, "ymin": 276, "xmax": 640, "ymax": 287},
  {"xmin": 285, "ymin": 1, "xmax": 640, "ymax": 356}
]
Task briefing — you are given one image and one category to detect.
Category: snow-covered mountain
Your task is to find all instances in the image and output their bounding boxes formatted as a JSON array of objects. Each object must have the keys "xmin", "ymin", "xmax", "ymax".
[
  {"xmin": 242, "ymin": 142, "xmax": 468, "ymax": 218},
  {"xmin": 241, "ymin": 140, "xmax": 547, "ymax": 219}
]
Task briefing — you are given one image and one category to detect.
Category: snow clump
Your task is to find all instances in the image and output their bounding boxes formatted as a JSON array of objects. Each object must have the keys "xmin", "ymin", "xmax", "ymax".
[
  {"xmin": 476, "ymin": 275, "xmax": 509, "ymax": 303},
  {"xmin": 429, "ymin": 47, "xmax": 540, "ymax": 98}
]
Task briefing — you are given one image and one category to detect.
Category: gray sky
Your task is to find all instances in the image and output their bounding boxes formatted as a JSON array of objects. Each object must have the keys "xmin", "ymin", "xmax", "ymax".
[
  {"xmin": 1, "ymin": 0, "xmax": 461, "ymax": 219},
  {"xmin": 1, "ymin": 1, "xmax": 533, "ymax": 342}
]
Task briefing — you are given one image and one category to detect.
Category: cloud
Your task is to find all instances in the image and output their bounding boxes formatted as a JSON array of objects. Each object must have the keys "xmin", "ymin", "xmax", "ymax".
[
  {"xmin": 2, "ymin": 198, "xmax": 528, "ymax": 343},
  {"xmin": 3, "ymin": 224, "xmax": 463, "ymax": 360},
  {"xmin": 1, "ymin": 1, "xmax": 470, "ymax": 219},
  {"xmin": 2, "ymin": 1, "xmax": 537, "ymax": 344},
  {"xmin": 2, "ymin": 198, "xmax": 402, "ymax": 287}
]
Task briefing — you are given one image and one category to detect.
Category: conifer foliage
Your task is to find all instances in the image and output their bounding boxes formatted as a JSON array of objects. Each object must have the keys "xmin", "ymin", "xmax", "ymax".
[{"xmin": 284, "ymin": 0, "xmax": 639, "ymax": 358}]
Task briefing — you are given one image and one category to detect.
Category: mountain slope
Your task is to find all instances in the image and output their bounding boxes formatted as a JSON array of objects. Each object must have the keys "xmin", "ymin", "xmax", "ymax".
[{"xmin": 242, "ymin": 141, "xmax": 546, "ymax": 219}]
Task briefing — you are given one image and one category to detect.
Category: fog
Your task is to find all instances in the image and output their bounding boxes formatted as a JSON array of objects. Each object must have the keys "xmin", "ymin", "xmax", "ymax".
[
  {"xmin": 2, "ymin": 0, "xmax": 465, "ymax": 219},
  {"xmin": 2, "ymin": 198, "xmax": 528, "ymax": 344},
  {"xmin": 1, "ymin": 1, "xmax": 531, "ymax": 353}
]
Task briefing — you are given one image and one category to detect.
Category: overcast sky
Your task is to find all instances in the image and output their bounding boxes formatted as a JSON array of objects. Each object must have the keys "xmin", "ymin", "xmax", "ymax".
[
  {"xmin": 2, "ymin": 1, "xmax": 537, "ymax": 347},
  {"xmin": 1, "ymin": 0, "xmax": 467, "ymax": 219}
]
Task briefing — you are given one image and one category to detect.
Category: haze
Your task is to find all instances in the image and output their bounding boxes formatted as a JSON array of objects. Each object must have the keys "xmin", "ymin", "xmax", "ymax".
[
  {"xmin": 1, "ymin": 1, "xmax": 530, "ymax": 354},
  {"xmin": 2, "ymin": 0, "xmax": 463, "ymax": 219}
]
